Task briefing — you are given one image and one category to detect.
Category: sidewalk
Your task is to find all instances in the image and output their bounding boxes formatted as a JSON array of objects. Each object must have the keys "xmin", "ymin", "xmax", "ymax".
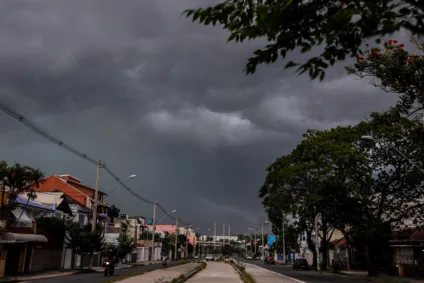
[
  {"xmin": 118, "ymin": 262, "xmax": 200, "ymax": 283},
  {"xmin": 2, "ymin": 261, "xmax": 162, "ymax": 282},
  {"xmin": 244, "ymin": 263, "xmax": 301, "ymax": 283}
]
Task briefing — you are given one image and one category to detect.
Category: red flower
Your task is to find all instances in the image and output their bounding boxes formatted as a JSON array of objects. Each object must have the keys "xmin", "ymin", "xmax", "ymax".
[
  {"xmin": 365, "ymin": 43, "xmax": 370, "ymax": 47},
  {"xmin": 357, "ymin": 56, "xmax": 365, "ymax": 60},
  {"xmin": 372, "ymin": 51, "xmax": 379, "ymax": 56},
  {"xmin": 393, "ymin": 40, "xmax": 398, "ymax": 43},
  {"xmin": 408, "ymin": 59, "xmax": 414, "ymax": 63},
  {"xmin": 400, "ymin": 44, "xmax": 405, "ymax": 47}
]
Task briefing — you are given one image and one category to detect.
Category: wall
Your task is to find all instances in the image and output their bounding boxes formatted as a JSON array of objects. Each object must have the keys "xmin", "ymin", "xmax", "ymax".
[{"xmin": 31, "ymin": 247, "xmax": 61, "ymax": 272}]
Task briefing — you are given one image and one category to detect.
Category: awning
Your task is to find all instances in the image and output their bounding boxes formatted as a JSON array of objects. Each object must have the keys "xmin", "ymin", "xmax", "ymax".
[
  {"xmin": 11, "ymin": 208, "xmax": 31, "ymax": 222},
  {"xmin": 1, "ymin": 233, "xmax": 48, "ymax": 243}
]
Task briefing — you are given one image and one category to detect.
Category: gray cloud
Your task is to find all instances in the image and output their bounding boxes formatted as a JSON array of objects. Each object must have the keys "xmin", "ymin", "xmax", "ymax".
[{"xmin": 0, "ymin": 0, "xmax": 407, "ymax": 232}]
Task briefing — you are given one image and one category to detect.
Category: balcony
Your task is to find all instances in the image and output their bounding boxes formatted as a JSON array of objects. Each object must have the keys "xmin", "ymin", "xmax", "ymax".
[{"xmin": 105, "ymin": 226, "xmax": 122, "ymax": 233}]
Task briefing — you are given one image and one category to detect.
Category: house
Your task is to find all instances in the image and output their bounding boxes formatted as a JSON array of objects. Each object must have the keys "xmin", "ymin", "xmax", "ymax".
[
  {"xmin": 391, "ymin": 228, "xmax": 424, "ymax": 277},
  {"xmin": 18, "ymin": 192, "xmax": 74, "ymax": 221},
  {"xmin": 33, "ymin": 175, "xmax": 110, "ymax": 226},
  {"xmin": 1, "ymin": 192, "xmax": 53, "ymax": 276}
]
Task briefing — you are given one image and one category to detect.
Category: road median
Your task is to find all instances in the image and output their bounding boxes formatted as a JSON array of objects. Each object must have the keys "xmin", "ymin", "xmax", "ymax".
[{"xmin": 105, "ymin": 261, "xmax": 199, "ymax": 283}]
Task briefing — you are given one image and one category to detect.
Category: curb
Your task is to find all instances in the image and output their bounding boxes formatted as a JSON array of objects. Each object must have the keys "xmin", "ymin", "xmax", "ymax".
[
  {"xmin": 174, "ymin": 262, "xmax": 206, "ymax": 283},
  {"xmin": 230, "ymin": 261, "xmax": 248, "ymax": 282}
]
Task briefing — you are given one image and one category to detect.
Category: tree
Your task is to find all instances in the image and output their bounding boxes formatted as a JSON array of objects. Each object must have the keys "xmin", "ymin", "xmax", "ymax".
[
  {"xmin": 184, "ymin": 1, "xmax": 424, "ymax": 81},
  {"xmin": 260, "ymin": 126, "xmax": 368, "ymax": 269},
  {"xmin": 260, "ymin": 108, "xmax": 424, "ymax": 275},
  {"xmin": 116, "ymin": 232, "xmax": 135, "ymax": 260},
  {"xmin": 346, "ymin": 38, "xmax": 424, "ymax": 118},
  {"xmin": 108, "ymin": 205, "xmax": 120, "ymax": 219},
  {"xmin": 65, "ymin": 222, "xmax": 104, "ymax": 269},
  {"xmin": 0, "ymin": 161, "xmax": 45, "ymax": 225}
]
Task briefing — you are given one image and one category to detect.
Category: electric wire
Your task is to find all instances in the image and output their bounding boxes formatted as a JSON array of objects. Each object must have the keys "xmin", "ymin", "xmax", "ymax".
[{"xmin": 0, "ymin": 99, "xmax": 189, "ymax": 226}]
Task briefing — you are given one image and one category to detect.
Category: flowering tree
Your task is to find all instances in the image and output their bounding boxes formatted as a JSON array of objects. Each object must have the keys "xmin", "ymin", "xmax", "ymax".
[{"xmin": 346, "ymin": 38, "xmax": 424, "ymax": 119}]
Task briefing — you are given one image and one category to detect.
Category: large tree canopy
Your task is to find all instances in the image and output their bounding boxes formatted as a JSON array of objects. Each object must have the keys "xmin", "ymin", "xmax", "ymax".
[
  {"xmin": 259, "ymin": 109, "xmax": 424, "ymax": 274},
  {"xmin": 184, "ymin": 0, "xmax": 424, "ymax": 80}
]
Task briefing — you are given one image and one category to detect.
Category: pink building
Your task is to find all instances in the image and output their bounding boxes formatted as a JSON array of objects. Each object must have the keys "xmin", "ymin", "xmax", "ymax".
[{"xmin": 147, "ymin": 224, "xmax": 197, "ymax": 246}]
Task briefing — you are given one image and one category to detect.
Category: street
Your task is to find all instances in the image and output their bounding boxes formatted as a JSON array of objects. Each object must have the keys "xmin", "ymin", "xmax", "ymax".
[
  {"xmin": 29, "ymin": 262, "xmax": 183, "ymax": 283},
  {"xmin": 238, "ymin": 259, "xmax": 386, "ymax": 283}
]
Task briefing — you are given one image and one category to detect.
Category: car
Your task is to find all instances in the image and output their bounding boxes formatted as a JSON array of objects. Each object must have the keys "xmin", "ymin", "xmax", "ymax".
[
  {"xmin": 246, "ymin": 255, "xmax": 253, "ymax": 260},
  {"xmin": 205, "ymin": 254, "xmax": 214, "ymax": 261},
  {"xmin": 293, "ymin": 258, "xmax": 309, "ymax": 270},
  {"xmin": 193, "ymin": 255, "xmax": 199, "ymax": 259}
]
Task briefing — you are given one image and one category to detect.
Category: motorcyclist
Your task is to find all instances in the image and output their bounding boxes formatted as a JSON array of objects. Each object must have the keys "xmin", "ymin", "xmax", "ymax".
[{"xmin": 104, "ymin": 251, "xmax": 116, "ymax": 270}]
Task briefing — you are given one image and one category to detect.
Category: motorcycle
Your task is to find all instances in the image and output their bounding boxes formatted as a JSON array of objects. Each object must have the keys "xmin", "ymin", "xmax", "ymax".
[
  {"xmin": 264, "ymin": 256, "xmax": 275, "ymax": 265},
  {"xmin": 104, "ymin": 259, "xmax": 115, "ymax": 276},
  {"xmin": 162, "ymin": 256, "xmax": 168, "ymax": 267}
]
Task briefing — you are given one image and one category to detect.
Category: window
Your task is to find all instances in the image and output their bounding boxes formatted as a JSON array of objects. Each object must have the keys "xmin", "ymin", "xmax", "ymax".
[{"xmin": 79, "ymin": 214, "xmax": 85, "ymax": 226}]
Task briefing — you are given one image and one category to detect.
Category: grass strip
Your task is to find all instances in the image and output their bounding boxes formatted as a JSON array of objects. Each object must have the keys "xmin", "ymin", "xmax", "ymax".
[
  {"xmin": 230, "ymin": 260, "xmax": 257, "ymax": 283},
  {"xmin": 170, "ymin": 262, "xmax": 207, "ymax": 283},
  {"xmin": 103, "ymin": 260, "xmax": 192, "ymax": 283}
]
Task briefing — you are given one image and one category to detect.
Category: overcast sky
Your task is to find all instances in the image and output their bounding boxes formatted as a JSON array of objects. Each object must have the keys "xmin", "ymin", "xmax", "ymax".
[{"xmin": 0, "ymin": 0, "xmax": 405, "ymax": 234}]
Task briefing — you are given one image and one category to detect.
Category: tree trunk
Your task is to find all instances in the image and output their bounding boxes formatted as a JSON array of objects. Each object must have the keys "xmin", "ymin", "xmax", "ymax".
[
  {"xmin": 87, "ymin": 253, "xmax": 93, "ymax": 270},
  {"xmin": 71, "ymin": 250, "xmax": 76, "ymax": 269},
  {"xmin": 80, "ymin": 254, "xmax": 84, "ymax": 269},
  {"xmin": 364, "ymin": 244, "xmax": 378, "ymax": 277},
  {"xmin": 306, "ymin": 230, "xmax": 317, "ymax": 269},
  {"xmin": 322, "ymin": 245, "xmax": 328, "ymax": 270}
]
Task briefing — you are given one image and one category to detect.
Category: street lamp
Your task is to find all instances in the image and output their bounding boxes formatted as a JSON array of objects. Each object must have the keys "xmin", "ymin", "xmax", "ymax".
[
  {"xmin": 151, "ymin": 209, "xmax": 176, "ymax": 262},
  {"xmin": 249, "ymin": 228, "xmax": 257, "ymax": 254},
  {"xmin": 106, "ymin": 174, "xmax": 137, "ymax": 196},
  {"xmin": 361, "ymin": 135, "xmax": 424, "ymax": 174},
  {"xmin": 185, "ymin": 225, "xmax": 193, "ymax": 259},
  {"xmin": 157, "ymin": 210, "xmax": 176, "ymax": 225}
]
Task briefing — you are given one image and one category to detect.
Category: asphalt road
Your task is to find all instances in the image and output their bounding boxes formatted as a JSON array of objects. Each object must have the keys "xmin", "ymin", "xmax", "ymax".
[
  {"xmin": 236, "ymin": 258, "xmax": 374, "ymax": 283},
  {"xmin": 29, "ymin": 261, "xmax": 187, "ymax": 283}
]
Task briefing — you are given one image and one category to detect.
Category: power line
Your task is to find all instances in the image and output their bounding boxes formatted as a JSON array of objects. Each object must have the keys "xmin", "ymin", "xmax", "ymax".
[{"xmin": 0, "ymin": 99, "xmax": 188, "ymax": 225}]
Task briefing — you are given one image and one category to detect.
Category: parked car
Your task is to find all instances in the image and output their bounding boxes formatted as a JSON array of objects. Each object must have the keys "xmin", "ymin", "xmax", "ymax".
[
  {"xmin": 246, "ymin": 255, "xmax": 253, "ymax": 260},
  {"xmin": 205, "ymin": 254, "xmax": 214, "ymax": 261},
  {"xmin": 194, "ymin": 255, "xmax": 199, "ymax": 259},
  {"xmin": 293, "ymin": 258, "xmax": 309, "ymax": 270}
]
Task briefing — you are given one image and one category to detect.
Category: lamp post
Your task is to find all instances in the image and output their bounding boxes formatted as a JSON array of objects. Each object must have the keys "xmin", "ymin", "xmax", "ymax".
[
  {"xmin": 185, "ymin": 225, "xmax": 192, "ymax": 259},
  {"xmin": 103, "ymin": 174, "xmax": 137, "ymax": 235},
  {"xmin": 249, "ymin": 228, "xmax": 257, "ymax": 254},
  {"xmin": 106, "ymin": 174, "xmax": 137, "ymax": 197},
  {"xmin": 207, "ymin": 228, "xmax": 211, "ymax": 255},
  {"xmin": 361, "ymin": 135, "xmax": 424, "ymax": 174},
  {"xmin": 266, "ymin": 218, "xmax": 286, "ymax": 263}
]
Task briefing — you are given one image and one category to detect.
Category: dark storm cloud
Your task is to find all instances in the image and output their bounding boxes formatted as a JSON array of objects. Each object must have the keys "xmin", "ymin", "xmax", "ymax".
[{"xmin": 0, "ymin": 0, "xmax": 408, "ymax": 232}]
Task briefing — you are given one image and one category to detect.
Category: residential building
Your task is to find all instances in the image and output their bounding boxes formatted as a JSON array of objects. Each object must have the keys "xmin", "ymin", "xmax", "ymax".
[{"xmin": 33, "ymin": 174, "xmax": 110, "ymax": 226}]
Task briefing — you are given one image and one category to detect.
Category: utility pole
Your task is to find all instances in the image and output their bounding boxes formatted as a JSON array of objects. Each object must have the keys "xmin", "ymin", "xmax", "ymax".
[
  {"xmin": 185, "ymin": 228, "xmax": 189, "ymax": 259},
  {"xmin": 213, "ymin": 221, "xmax": 216, "ymax": 251},
  {"xmin": 151, "ymin": 201, "xmax": 156, "ymax": 262},
  {"xmin": 282, "ymin": 210, "xmax": 286, "ymax": 264},
  {"xmin": 228, "ymin": 225, "xmax": 230, "ymax": 245},
  {"xmin": 261, "ymin": 224, "xmax": 264, "ymax": 258},
  {"xmin": 315, "ymin": 213, "xmax": 320, "ymax": 270},
  {"xmin": 91, "ymin": 160, "xmax": 101, "ymax": 231},
  {"xmin": 223, "ymin": 223, "xmax": 225, "ymax": 248},
  {"xmin": 254, "ymin": 232, "xmax": 257, "ymax": 254},
  {"xmin": 175, "ymin": 217, "xmax": 179, "ymax": 260}
]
